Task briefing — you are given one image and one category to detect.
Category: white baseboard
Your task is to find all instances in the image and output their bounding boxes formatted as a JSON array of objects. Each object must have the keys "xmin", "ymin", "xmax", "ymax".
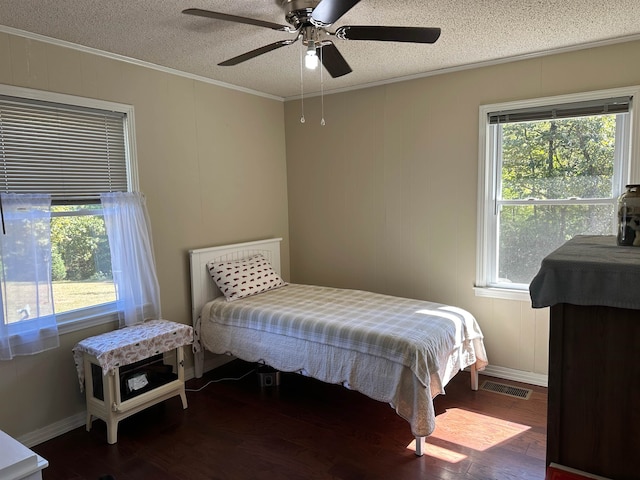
[
  {"xmin": 17, "ymin": 412, "xmax": 86, "ymax": 448},
  {"xmin": 479, "ymin": 365, "xmax": 548, "ymax": 387}
]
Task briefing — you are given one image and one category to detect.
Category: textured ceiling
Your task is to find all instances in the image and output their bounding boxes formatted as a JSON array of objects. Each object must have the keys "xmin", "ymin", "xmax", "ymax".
[{"xmin": 1, "ymin": 0, "xmax": 640, "ymax": 99}]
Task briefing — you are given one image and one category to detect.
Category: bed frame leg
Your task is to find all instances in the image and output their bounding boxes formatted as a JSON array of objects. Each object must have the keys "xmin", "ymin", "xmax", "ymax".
[
  {"xmin": 193, "ymin": 314, "xmax": 204, "ymax": 379},
  {"xmin": 470, "ymin": 363, "xmax": 479, "ymax": 391},
  {"xmin": 194, "ymin": 349, "xmax": 204, "ymax": 378},
  {"xmin": 415, "ymin": 436, "xmax": 425, "ymax": 456}
]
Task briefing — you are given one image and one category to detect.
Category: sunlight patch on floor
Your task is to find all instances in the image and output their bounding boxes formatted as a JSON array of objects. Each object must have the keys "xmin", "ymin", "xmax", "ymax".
[
  {"xmin": 406, "ymin": 407, "xmax": 532, "ymax": 461},
  {"xmin": 431, "ymin": 408, "xmax": 531, "ymax": 452}
]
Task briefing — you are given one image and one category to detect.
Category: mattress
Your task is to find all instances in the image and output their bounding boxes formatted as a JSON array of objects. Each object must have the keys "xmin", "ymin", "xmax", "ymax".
[{"xmin": 197, "ymin": 283, "xmax": 487, "ymax": 437}]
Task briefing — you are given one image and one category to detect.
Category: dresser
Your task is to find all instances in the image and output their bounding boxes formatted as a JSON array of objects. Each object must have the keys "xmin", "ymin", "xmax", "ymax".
[{"xmin": 530, "ymin": 235, "xmax": 640, "ymax": 480}]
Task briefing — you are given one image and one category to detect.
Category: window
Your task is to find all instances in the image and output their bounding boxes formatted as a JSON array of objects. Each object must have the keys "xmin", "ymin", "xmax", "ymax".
[
  {"xmin": 0, "ymin": 85, "xmax": 138, "ymax": 332},
  {"xmin": 476, "ymin": 87, "xmax": 640, "ymax": 299}
]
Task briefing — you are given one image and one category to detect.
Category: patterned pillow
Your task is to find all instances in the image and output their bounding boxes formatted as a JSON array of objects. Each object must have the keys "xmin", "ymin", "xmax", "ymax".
[{"xmin": 207, "ymin": 254, "xmax": 286, "ymax": 301}]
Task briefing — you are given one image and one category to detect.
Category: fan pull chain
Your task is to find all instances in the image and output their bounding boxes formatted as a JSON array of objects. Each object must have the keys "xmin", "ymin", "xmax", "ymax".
[
  {"xmin": 299, "ymin": 40, "xmax": 305, "ymax": 124},
  {"xmin": 320, "ymin": 46, "xmax": 325, "ymax": 126}
]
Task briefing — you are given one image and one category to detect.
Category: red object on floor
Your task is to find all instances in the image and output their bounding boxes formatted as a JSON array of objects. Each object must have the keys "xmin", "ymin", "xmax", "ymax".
[{"xmin": 546, "ymin": 466, "xmax": 606, "ymax": 480}]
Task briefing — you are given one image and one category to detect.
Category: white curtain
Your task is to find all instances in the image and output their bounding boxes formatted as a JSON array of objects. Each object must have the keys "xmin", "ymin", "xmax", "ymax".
[
  {"xmin": 0, "ymin": 194, "xmax": 59, "ymax": 360},
  {"xmin": 101, "ymin": 192, "xmax": 161, "ymax": 327}
]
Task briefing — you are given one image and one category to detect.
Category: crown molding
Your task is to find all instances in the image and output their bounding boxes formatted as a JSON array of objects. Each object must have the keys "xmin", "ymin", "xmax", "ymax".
[
  {"xmin": 0, "ymin": 25, "xmax": 284, "ymax": 102},
  {"xmin": 3, "ymin": 24, "xmax": 639, "ymax": 103},
  {"xmin": 285, "ymin": 33, "xmax": 640, "ymax": 100}
]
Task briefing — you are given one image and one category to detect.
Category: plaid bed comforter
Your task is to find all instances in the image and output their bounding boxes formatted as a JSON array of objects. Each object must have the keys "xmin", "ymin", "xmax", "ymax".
[{"xmin": 205, "ymin": 283, "xmax": 486, "ymax": 386}]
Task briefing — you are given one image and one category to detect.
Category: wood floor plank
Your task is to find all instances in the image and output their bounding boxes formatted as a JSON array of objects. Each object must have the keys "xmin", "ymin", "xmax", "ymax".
[{"xmin": 33, "ymin": 360, "xmax": 547, "ymax": 480}]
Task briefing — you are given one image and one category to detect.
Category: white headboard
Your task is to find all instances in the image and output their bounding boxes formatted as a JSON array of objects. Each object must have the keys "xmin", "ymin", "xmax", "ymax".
[{"xmin": 189, "ymin": 238, "xmax": 283, "ymax": 324}]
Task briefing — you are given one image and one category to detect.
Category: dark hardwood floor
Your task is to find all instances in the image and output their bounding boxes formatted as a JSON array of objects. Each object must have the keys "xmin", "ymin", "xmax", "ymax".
[{"xmin": 33, "ymin": 360, "xmax": 547, "ymax": 480}]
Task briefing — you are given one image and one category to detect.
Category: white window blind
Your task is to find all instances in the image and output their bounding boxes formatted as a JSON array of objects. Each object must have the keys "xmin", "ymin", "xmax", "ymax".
[
  {"xmin": 488, "ymin": 96, "xmax": 631, "ymax": 124},
  {"xmin": 0, "ymin": 95, "xmax": 128, "ymax": 202}
]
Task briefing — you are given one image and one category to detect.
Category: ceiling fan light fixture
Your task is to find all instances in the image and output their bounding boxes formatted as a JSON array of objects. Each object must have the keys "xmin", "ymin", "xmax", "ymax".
[{"xmin": 305, "ymin": 42, "xmax": 319, "ymax": 69}]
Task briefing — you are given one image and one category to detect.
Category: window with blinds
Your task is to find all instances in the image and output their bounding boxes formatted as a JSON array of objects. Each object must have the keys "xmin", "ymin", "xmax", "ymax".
[
  {"xmin": 476, "ymin": 87, "xmax": 639, "ymax": 299},
  {"xmin": 0, "ymin": 95, "xmax": 129, "ymax": 202},
  {"xmin": 0, "ymin": 86, "xmax": 137, "ymax": 332}
]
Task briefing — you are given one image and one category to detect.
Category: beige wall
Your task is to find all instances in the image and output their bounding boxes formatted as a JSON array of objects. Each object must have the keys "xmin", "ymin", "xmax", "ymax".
[
  {"xmin": 0, "ymin": 31, "xmax": 289, "ymax": 440},
  {"xmin": 284, "ymin": 40, "xmax": 640, "ymax": 379}
]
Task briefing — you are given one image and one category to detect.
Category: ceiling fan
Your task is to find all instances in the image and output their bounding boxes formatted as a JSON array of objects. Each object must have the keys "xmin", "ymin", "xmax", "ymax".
[{"xmin": 183, "ymin": 0, "xmax": 441, "ymax": 78}]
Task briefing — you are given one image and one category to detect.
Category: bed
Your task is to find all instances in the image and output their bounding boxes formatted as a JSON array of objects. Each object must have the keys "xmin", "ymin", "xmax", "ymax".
[{"xmin": 189, "ymin": 238, "xmax": 488, "ymax": 456}]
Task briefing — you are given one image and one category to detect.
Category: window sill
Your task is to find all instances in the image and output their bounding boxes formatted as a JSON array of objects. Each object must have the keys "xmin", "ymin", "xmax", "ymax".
[
  {"xmin": 473, "ymin": 286, "xmax": 532, "ymax": 302},
  {"xmin": 57, "ymin": 310, "xmax": 119, "ymax": 336}
]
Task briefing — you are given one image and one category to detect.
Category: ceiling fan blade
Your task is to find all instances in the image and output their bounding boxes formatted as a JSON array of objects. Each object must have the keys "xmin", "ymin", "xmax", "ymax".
[
  {"xmin": 182, "ymin": 8, "xmax": 290, "ymax": 31},
  {"xmin": 317, "ymin": 42, "xmax": 352, "ymax": 78},
  {"xmin": 311, "ymin": 0, "xmax": 361, "ymax": 26},
  {"xmin": 218, "ymin": 39, "xmax": 297, "ymax": 66},
  {"xmin": 336, "ymin": 26, "xmax": 441, "ymax": 43}
]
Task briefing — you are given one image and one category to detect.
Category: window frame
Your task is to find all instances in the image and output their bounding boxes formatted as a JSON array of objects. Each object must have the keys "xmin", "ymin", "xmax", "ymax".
[
  {"xmin": 475, "ymin": 86, "xmax": 640, "ymax": 301},
  {"xmin": 0, "ymin": 84, "xmax": 139, "ymax": 333}
]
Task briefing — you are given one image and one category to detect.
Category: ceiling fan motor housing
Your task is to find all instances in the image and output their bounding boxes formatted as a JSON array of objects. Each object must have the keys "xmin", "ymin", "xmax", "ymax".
[{"xmin": 282, "ymin": 0, "xmax": 320, "ymax": 28}]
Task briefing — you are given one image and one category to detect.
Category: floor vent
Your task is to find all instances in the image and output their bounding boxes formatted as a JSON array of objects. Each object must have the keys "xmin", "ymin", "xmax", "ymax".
[{"xmin": 480, "ymin": 380, "xmax": 532, "ymax": 400}]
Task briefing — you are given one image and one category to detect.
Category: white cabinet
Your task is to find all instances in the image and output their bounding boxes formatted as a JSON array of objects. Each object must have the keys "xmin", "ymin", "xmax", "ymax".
[{"xmin": 0, "ymin": 430, "xmax": 48, "ymax": 480}]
